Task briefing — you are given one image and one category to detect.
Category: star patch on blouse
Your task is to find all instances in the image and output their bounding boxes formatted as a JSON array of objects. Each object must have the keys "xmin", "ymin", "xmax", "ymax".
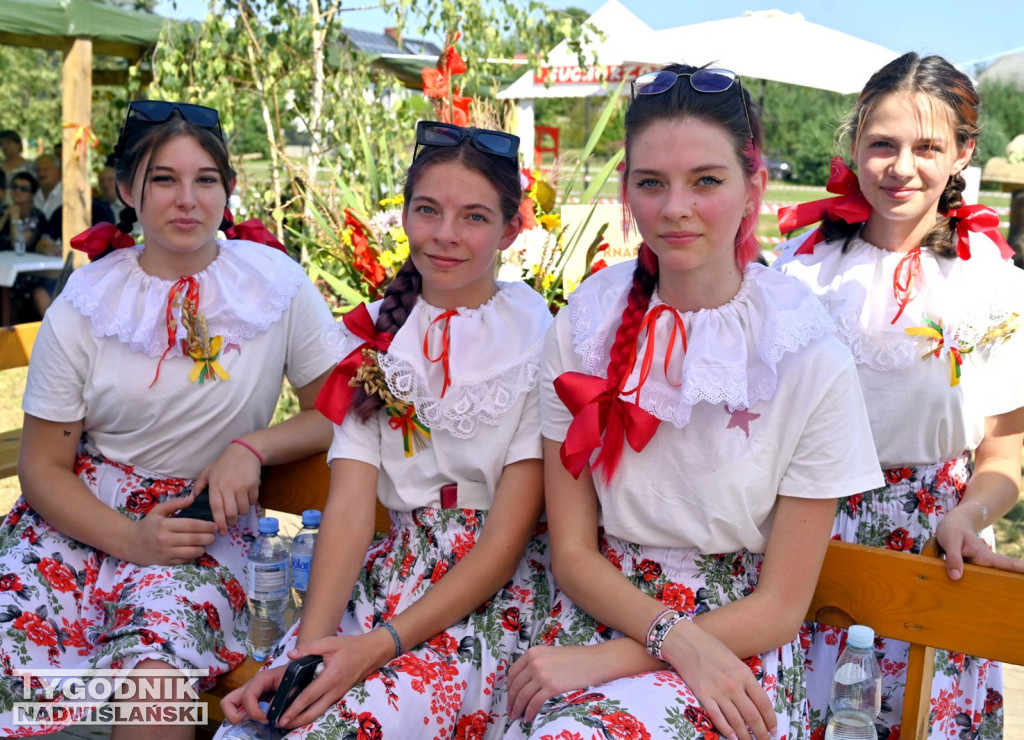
[{"xmin": 725, "ymin": 405, "xmax": 760, "ymax": 438}]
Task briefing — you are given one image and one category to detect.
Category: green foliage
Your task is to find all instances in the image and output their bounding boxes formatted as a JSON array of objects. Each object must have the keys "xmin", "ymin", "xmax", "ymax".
[{"xmin": 978, "ymin": 80, "xmax": 1024, "ymax": 166}]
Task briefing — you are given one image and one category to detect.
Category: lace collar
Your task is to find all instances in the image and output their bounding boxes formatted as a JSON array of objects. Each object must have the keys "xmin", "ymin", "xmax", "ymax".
[
  {"xmin": 568, "ymin": 260, "xmax": 834, "ymax": 428},
  {"xmin": 323, "ymin": 281, "xmax": 552, "ymax": 438},
  {"xmin": 775, "ymin": 231, "xmax": 1024, "ymax": 372},
  {"xmin": 59, "ymin": 239, "xmax": 307, "ymax": 358}
]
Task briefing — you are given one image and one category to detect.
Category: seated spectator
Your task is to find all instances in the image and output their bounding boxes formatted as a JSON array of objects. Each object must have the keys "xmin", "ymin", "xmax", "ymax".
[
  {"xmin": 0, "ymin": 130, "xmax": 34, "ymax": 200},
  {"xmin": 0, "ymin": 172, "xmax": 50, "ymax": 319},
  {"xmin": 32, "ymin": 153, "xmax": 62, "ymax": 221}
]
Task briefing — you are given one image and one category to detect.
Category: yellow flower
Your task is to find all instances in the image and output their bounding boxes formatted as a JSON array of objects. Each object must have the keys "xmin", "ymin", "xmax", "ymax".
[
  {"xmin": 531, "ymin": 179, "xmax": 557, "ymax": 214},
  {"xmin": 538, "ymin": 213, "xmax": 561, "ymax": 232},
  {"xmin": 541, "ymin": 273, "xmax": 557, "ymax": 291},
  {"xmin": 379, "ymin": 194, "xmax": 405, "ymax": 209}
]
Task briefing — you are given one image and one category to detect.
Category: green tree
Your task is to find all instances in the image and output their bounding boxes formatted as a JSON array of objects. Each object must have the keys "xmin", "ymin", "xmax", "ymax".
[{"xmin": 978, "ymin": 80, "xmax": 1024, "ymax": 166}]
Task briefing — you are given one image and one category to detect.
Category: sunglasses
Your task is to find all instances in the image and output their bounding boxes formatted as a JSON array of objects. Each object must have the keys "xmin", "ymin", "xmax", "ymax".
[
  {"xmin": 631, "ymin": 68, "xmax": 753, "ymax": 139},
  {"xmin": 414, "ymin": 121, "xmax": 520, "ymax": 162},
  {"xmin": 117, "ymin": 101, "xmax": 223, "ymax": 155},
  {"xmin": 9, "ymin": 184, "xmax": 33, "ymax": 193}
]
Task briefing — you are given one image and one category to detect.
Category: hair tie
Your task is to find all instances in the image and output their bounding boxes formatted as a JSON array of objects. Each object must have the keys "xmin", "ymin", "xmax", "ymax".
[
  {"xmin": 777, "ymin": 157, "xmax": 872, "ymax": 254},
  {"xmin": 943, "ymin": 204, "xmax": 1015, "ymax": 261},
  {"xmin": 70, "ymin": 222, "xmax": 136, "ymax": 261},
  {"xmin": 220, "ymin": 207, "xmax": 287, "ymax": 253}
]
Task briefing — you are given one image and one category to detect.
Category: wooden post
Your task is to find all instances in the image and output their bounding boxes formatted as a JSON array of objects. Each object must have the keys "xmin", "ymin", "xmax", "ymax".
[{"xmin": 62, "ymin": 36, "xmax": 92, "ymax": 264}]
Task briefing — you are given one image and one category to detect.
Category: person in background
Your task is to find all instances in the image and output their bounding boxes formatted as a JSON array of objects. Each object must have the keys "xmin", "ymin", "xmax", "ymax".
[
  {"xmin": 0, "ymin": 100, "xmax": 335, "ymax": 739},
  {"xmin": 0, "ymin": 171, "xmax": 50, "ymax": 320},
  {"xmin": 0, "ymin": 130, "xmax": 34, "ymax": 200},
  {"xmin": 504, "ymin": 63, "xmax": 882, "ymax": 740},
  {"xmin": 98, "ymin": 157, "xmax": 130, "ymax": 228},
  {"xmin": 775, "ymin": 52, "xmax": 1024, "ymax": 738},
  {"xmin": 32, "ymin": 152, "xmax": 62, "ymax": 222}
]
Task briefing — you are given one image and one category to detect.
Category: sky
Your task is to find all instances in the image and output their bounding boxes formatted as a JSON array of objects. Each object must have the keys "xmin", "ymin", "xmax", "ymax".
[{"xmin": 152, "ymin": 0, "xmax": 1024, "ymax": 73}]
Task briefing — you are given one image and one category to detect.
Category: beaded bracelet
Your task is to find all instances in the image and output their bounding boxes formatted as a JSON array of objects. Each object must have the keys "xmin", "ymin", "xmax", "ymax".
[
  {"xmin": 380, "ymin": 622, "xmax": 403, "ymax": 658},
  {"xmin": 230, "ymin": 438, "xmax": 265, "ymax": 466},
  {"xmin": 645, "ymin": 609, "xmax": 689, "ymax": 660}
]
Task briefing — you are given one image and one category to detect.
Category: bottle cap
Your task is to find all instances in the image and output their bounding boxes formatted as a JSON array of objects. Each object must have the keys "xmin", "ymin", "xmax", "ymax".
[
  {"xmin": 301, "ymin": 509, "xmax": 322, "ymax": 527},
  {"xmin": 258, "ymin": 517, "xmax": 280, "ymax": 534},
  {"xmin": 257, "ymin": 700, "xmax": 270, "ymax": 714},
  {"xmin": 847, "ymin": 624, "xmax": 875, "ymax": 648}
]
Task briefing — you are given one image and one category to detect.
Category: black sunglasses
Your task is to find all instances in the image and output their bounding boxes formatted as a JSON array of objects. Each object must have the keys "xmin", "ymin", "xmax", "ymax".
[
  {"xmin": 414, "ymin": 121, "xmax": 519, "ymax": 162},
  {"xmin": 631, "ymin": 68, "xmax": 754, "ymax": 140},
  {"xmin": 116, "ymin": 101, "xmax": 223, "ymax": 156},
  {"xmin": 9, "ymin": 184, "xmax": 33, "ymax": 193}
]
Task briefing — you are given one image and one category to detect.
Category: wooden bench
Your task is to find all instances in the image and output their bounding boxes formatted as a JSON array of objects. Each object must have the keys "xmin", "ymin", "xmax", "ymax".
[
  {"xmin": 0, "ymin": 321, "xmax": 40, "ymax": 479},
  {"xmin": 807, "ymin": 538, "xmax": 1024, "ymax": 738},
  {"xmin": 198, "ymin": 452, "xmax": 389, "ymax": 736}
]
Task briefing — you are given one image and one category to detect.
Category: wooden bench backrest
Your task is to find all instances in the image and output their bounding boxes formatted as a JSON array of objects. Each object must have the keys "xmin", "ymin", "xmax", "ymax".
[
  {"xmin": 806, "ymin": 539, "xmax": 1024, "ymax": 738},
  {"xmin": 0, "ymin": 321, "xmax": 40, "ymax": 372}
]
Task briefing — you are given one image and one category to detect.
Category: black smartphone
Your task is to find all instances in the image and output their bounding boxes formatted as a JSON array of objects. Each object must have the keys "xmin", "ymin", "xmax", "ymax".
[
  {"xmin": 266, "ymin": 654, "xmax": 324, "ymax": 726},
  {"xmin": 175, "ymin": 487, "xmax": 215, "ymax": 522}
]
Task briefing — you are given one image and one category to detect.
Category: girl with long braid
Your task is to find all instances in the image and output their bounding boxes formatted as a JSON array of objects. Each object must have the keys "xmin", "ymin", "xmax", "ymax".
[
  {"xmin": 0, "ymin": 101, "xmax": 334, "ymax": 739},
  {"xmin": 504, "ymin": 63, "xmax": 882, "ymax": 740},
  {"xmin": 220, "ymin": 121, "xmax": 553, "ymax": 738},
  {"xmin": 776, "ymin": 52, "xmax": 1024, "ymax": 738}
]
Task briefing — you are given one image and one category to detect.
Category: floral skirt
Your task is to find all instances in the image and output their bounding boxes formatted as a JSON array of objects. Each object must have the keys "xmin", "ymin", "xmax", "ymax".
[
  {"xmin": 506, "ymin": 533, "xmax": 810, "ymax": 740},
  {"xmin": 803, "ymin": 453, "xmax": 1003, "ymax": 739},
  {"xmin": 215, "ymin": 507, "xmax": 553, "ymax": 740},
  {"xmin": 0, "ymin": 446, "xmax": 253, "ymax": 736}
]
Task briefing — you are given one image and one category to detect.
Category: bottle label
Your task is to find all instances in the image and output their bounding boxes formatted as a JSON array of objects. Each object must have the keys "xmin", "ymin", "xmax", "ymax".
[
  {"xmin": 248, "ymin": 562, "xmax": 287, "ymax": 600},
  {"xmin": 291, "ymin": 555, "xmax": 312, "ymax": 591}
]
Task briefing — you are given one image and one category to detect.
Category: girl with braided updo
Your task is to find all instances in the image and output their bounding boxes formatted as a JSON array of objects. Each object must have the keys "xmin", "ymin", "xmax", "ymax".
[
  {"xmin": 504, "ymin": 63, "xmax": 882, "ymax": 740},
  {"xmin": 220, "ymin": 121, "xmax": 554, "ymax": 738},
  {"xmin": 776, "ymin": 52, "xmax": 1024, "ymax": 738}
]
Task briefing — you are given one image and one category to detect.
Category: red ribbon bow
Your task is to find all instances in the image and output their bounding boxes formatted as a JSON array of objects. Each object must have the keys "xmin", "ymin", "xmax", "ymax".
[
  {"xmin": 70, "ymin": 222, "xmax": 136, "ymax": 261},
  {"xmin": 777, "ymin": 157, "xmax": 872, "ymax": 254},
  {"xmin": 944, "ymin": 204, "xmax": 1014, "ymax": 261},
  {"xmin": 314, "ymin": 304, "xmax": 395, "ymax": 424},
  {"xmin": 423, "ymin": 310, "xmax": 458, "ymax": 398},
  {"xmin": 555, "ymin": 373, "xmax": 661, "ymax": 481},
  {"xmin": 890, "ymin": 247, "xmax": 922, "ymax": 325},
  {"xmin": 222, "ymin": 213, "xmax": 286, "ymax": 254}
]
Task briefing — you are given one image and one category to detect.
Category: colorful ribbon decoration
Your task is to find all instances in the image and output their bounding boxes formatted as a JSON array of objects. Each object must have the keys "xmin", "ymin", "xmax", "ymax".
[
  {"xmin": 387, "ymin": 405, "xmax": 431, "ymax": 457},
  {"xmin": 423, "ymin": 309, "xmax": 458, "ymax": 398},
  {"xmin": 314, "ymin": 304, "xmax": 395, "ymax": 424},
  {"xmin": 944, "ymin": 204, "xmax": 1015, "ymax": 261},
  {"xmin": 186, "ymin": 334, "xmax": 230, "ymax": 384},
  {"xmin": 62, "ymin": 122, "xmax": 99, "ymax": 162},
  {"xmin": 222, "ymin": 209, "xmax": 286, "ymax": 254},
  {"xmin": 777, "ymin": 157, "xmax": 872, "ymax": 254},
  {"xmin": 906, "ymin": 318, "xmax": 971, "ymax": 386},
  {"xmin": 70, "ymin": 222, "xmax": 136, "ymax": 260},
  {"xmin": 890, "ymin": 247, "xmax": 922, "ymax": 325},
  {"xmin": 150, "ymin": 276, "xmax": 201, "ymax": 387}
]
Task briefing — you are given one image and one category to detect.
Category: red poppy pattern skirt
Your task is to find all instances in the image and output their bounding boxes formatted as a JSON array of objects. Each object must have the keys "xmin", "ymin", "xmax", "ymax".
[
  {"xmin": 214, "ymin": 507, "xmax": 553, "ymax": 740},
  {"xmin": 505, "ymin": 533, "xmax": 811, "ymax": 740},
  {"xmin": 802, "ymin": 453, "xmax": 1003, "ymax": 739},
  {"xmin": 0, "ymin": 447, "xmax": 252, "ymax": 737}
]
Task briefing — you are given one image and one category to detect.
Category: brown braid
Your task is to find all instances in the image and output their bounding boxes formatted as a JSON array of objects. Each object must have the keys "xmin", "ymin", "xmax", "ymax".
[{"xmin": 350, "ymin": 259, "xmax": 423, "ymax": 421}]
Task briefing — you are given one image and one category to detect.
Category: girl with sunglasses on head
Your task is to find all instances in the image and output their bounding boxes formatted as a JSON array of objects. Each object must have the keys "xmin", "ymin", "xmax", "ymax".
[
  {"xmin": 775, "ymin": 52, "xmax": 1024, "ymax": 738},
  {"xmin": 0, "ymin": 101, "xmax": 335, "ymax": 739},
  {"xmin": 219, "ymin": 120, "xmax": 553, "ymax": 738},
  {"xmin": 504, "ymin": 63, "xmax": 883, "ymax": 740}
]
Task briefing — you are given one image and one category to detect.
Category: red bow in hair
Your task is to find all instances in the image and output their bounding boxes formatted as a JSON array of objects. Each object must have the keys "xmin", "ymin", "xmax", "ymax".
[
  {"xmin": 777, "ymin": 157, "xmax": 872, "ymax": 254},
  {"xmin": 222, "ymin": 208, "xmax": 286, "ymax": 253},
  {"xmin": 555, "ymin": 372, "xmax": 660, "ymax": 481},
  {"xmin": 314, "ymin": 303, "xmax": 395, "ymax": 424},
  {"xmin": 70, "ymin": 222, "xmax": 136, "ymax": 260},
  {"xmin": 944, "ymin": 204, "xmax": 1015, "ymax": 261}
]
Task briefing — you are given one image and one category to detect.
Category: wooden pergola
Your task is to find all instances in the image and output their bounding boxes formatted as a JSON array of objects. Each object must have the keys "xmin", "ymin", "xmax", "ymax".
[{"xmin": 0, "ymin": 0, "xmax": 169, "ymax": 254}]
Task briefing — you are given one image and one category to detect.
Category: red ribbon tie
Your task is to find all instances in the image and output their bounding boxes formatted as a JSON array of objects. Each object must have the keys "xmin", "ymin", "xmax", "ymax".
[{"xmin": 777, "ymin": 157, "xmax": 872, "ymax": 254}]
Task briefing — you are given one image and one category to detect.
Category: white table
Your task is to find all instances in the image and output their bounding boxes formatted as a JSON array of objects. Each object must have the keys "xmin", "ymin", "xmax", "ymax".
[{"xmin": 0, "ymin": 252, "xmax": 66, "ymax": 326}]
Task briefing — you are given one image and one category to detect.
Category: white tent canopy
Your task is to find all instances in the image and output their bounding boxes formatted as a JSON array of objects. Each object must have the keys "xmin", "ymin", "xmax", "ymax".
[{"xmin": 501, "ymin": 1, "xmax": 899, "ymax": 165}]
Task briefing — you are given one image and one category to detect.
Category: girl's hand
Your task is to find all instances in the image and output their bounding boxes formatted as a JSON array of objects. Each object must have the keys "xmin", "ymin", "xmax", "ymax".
[
  {"xmin": 127, "ymin": 494, "xmax": 217, "ymax": 566},
  {"xmin": 662, "ymin": 623, "xmax": 777, "ymax": 740},
  {"xmin": 220, "ymin": 665, "xmax": 285, "ymax": 726},
  {"xmin": 936, "ymin": 505, "xmax": 1024, "ymax": 580},
  {"xmin": 507, "ymin": 645, "xmax": 609, "ymax": 722},
  {"xmin": 272, "ymin": 631, "xmax": 393, "ymax": 729},
  {"xmin": 195, "ymin": 441, "xmax": 262, "ymax": 535}
]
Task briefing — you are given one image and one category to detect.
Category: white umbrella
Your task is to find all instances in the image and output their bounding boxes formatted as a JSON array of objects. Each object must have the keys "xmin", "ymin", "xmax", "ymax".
[{"xmin": 645, "ymin": 10, "xmax": 900, "ymax": 95}]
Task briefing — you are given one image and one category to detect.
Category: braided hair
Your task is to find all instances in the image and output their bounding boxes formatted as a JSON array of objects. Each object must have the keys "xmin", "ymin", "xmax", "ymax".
[{"xmin": 823, "ymin": 52, "xmax": 981, "ymax": 257}]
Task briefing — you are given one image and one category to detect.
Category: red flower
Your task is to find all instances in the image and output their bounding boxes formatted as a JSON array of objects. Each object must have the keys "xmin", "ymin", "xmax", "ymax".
[
  {"xmin": 125, "ymin": 489, "xmax": 159, "ymax": 515},
  {"xmin": 635, "ymin": 558, "xmax": 662, "ymax": 582},
  {"xmin": 885, "ymin": 466, "xmax": 913, "ymax": 484},
  {"xmin": 421, "ymin": 33, "xmax": 467, "ymax": 98},
  {"xmin": 224, "ymin": 578, "xmax": 246, "ymax": 613},
  {"xmin": 984, "ymin": 687, "xmax": 1003, "ymax": 713},
  {"xmin": 885, "ymin": 528, "xmax": 915, "ymax": 552},
  {"xmin": 454, "ymin": 710, "xmax": 489, "ymax": 739},
  {"xmin": 446, "ymin": 92, "xmax": 472, "ymax": 127},
  {"xmin": 0, "ymin": 573, "xmax": 23, "ymax": 592},
  {"xmin": 589, "ymin": 259, "xmax": 608, "ymax": 274},
  {"xmin": 217, "ymin": 646, "xmax": 246, "ymax": 668},
  {"xmin": 430, "ymin": 560, "xmax": 450, "ymax": 583},
  {"xmin": 519, "ymin": 197, "xmax": 539, "ymax": 230},
  {"xmin": 601, "ymin": 710, "xmax": 651, "ymax": 740},
  {"xmin": 21, "ymin": 526, "xmax": 38, "ymax": 545},
  {"xmin": 916, "ymin": 489, "xmax": 937, "ymax": 514},
  {"xmin": 344, "ymin": 209, "xmax": 386, "ymax": 294},
  {"xmin": 356, "ymin": 712, "xmax": 383, "ymax": 740},
  {"xmin": 13, "ymin": 612, "xmax": 58, "ymax": 647},
  {"xmin": 540, "ymin": 623, "xmax": 560, "ymax": 645},
  {"xmin": 684, "ymin": 705, "xmax": 715, "ymax": 733},
  {"xmin": 659, "ymin": 582, "xmax": 696, "ymax": 614},
  {"xmin": 501, "ymin": 607, "xmax": 521, "ymax": 633},
  {"xmin": 137, "ymin": 629, "xmax": 165, "ymax": 646},
  {"xmin": 844, "ymin": 493, "xmax": 863, "ymax": 516},
  {"xmin": 203, "ymin": 602, "xmax": 221, "ymax": 630},
  {"xmin": 38, "ymin": 557, "xmax": 77, "ymax": 593}
]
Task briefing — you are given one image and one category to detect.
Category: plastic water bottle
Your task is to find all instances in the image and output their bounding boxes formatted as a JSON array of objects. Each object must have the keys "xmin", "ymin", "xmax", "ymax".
[
  {"xmin": 221, "ymin": 700, "xmax": 280, "ymax": 739},
  {"xmin": 825, "ymin": 624, "xmax": 882, "ymax": 740},
  {"xmin": 289, "ymin": 509, "xmax": 321, "ymax": 612},
  {"xmin": 246, "ymin": 517, "xmax": 289, "ymax": 661}
]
